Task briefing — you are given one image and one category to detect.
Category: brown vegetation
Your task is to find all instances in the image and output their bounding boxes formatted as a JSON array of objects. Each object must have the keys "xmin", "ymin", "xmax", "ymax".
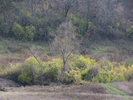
[{"xmin": 0, "ymin": 78, "xmax": 124, "ymax": 100}]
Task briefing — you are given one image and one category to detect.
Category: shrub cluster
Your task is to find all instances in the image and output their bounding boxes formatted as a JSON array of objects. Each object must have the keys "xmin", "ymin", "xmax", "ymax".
[
  {"xmin": 12, "ymin": 22, "xmax": 34, "ymax": 41},
  {"xmin": 67, "ymin": 13, "xmax": 95, "ymax": 37},
  {"xmin": 1, "ymin": 54, "xmax": 133, "ymax": 86},
  {"xmin": 127, "ymin": 25, "xmax": 133, "ymax": 39}
]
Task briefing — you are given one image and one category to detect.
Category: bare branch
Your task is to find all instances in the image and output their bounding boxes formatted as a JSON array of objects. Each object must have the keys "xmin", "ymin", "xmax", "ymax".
[
  {"xmin": 25, "ymin": 40, "xmax": 41, "ymax": 65},
  {"xmin": 29, "ymin": 47, "xmax": 41, "ymax": 65}
]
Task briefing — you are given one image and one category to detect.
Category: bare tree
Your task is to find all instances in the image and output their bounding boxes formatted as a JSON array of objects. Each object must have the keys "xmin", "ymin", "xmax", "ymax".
[
  {"xmin": 62, "ymin": 0, "xmax": 75, "ymax": 17},
  {"xmin": 50, "ymin": 21, "xmax": 79, "ymax": 81}
]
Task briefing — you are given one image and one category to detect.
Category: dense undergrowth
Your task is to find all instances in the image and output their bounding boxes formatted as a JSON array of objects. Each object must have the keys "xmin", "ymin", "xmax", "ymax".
[{"xmin": 0, "ymin": 54, "xmax": 133, "ymax": 86}]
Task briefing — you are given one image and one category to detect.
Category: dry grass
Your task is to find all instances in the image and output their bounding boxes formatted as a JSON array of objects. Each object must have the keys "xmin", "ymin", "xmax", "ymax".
[
  {"xmin": 62, "ymin": 93, "xmax": 118, "ymax": 100},
  {"xmin": 68, "ymin": 84, "xmax": 107, "ymax": 94},
  {"xmin": 0, "ymin": 84, "xmax": 122, "ymax": 100},
  {"xmin": 1, "ymin": 78, "xmax": 133, "ymax": 100},
  {"xmin": 0, "ymin": 56, "xmax": 9, "ymax": 67},
  {"xmin": 0, "ymin": 84, "xmax": 118, "ymax": 100},
  {"xmin": 81, "ymin": 38, "xmax": 133, "ymax": 64},
  {"xmin": 2, "ymin": 37, "xmax": 133, "ymax": 65}
]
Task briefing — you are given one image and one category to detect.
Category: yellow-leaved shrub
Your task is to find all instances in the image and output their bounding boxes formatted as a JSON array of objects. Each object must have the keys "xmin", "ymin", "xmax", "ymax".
[
  {"xmin": 43, "ymin": 58, "xmax": 62, "ymax": 82},
  {"xmin": 70, "ymin": 54, "xmax": 95, "ymax": 70},
  {"xmin": 2, "ymin": 54, "xmax": 133, "ymax": 85},
  {"xmin": 91, "ymin": 60, "xmax": 126, "ymax": 83},
  {"xmin": 18, "ymin": 57, "xmax": 43, "ymax": 84},
  {"xmin": 65, "ymin": 69, "xmax": 81, "ymax": 84},
  {"xmin": 1, "ymin": 63, "xmax": 20, "ymax": 82},
  {"xmin": 126, "ymin": 65, "xmax": 133, "ymax": 81}
]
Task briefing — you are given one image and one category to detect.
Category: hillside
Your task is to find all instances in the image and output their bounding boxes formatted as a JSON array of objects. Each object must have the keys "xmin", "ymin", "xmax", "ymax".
[
  {"xmin": 0, "ymin": 37, "xmax": 133, "ymax": 65},
  {"xmin": 0, "ymin": 1, "xmax": 133, "ymax": 100}
]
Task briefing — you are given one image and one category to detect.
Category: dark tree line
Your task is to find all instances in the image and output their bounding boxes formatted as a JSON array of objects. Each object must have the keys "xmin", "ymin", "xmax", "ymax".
[{"xmin": 0, "ymin": 0, "xmax": 130, "ymax": 41}]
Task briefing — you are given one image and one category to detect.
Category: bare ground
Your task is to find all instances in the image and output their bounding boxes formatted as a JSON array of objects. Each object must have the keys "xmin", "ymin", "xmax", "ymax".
[{"xmin": 0, "ymin": 78, "xmax": 133, "ymax": 100}]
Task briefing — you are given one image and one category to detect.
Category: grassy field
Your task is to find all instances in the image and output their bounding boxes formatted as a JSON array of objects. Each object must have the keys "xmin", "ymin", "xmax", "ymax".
[{"xmin": 0, "ymin": 80, "xmax": 133, "ymax": 100}]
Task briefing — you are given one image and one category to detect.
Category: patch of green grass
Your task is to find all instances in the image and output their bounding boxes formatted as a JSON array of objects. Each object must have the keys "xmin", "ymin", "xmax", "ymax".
[
  {"xmin": 0, "ymin": 38, "xmax": 49, "ymax": 58},
  {"xmin": 72, "ymin": 97, "xmax": 79, "ymax": 100},
  {"xmin": 91, "ymin": 45, "xmax": 111, "ymax": 56},
  {"xmin": 121, "ymin": 97, "xmax": 133, "ymax": 100},
  {"xmin": 0, "ymin": 41, "xmax": 9, "ymax": 54},
  {"xmin": 100, "ymin": 84, "xmax": 129, "ymax": 96},
  {"xmin": 100, "ymin": 84, "xmax": 133, "ymax": 100}
]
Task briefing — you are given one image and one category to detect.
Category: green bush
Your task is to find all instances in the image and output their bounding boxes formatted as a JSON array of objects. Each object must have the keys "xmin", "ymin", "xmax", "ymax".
[
  {"xmin": 67, "ymin": 14, "xmax": 95, "ymax": 37},
  {"xmin": 126, "ymin": 65, "xmax": 133, "ymax": 81},
  {"xmin": 82, "ymin": 67, "xmax": 99, "ymax": 81},
  {"xmin": 1, "ymin": 23, "xmax": 10, "ymax": 37},
  {"xmin": 125, "ymin": 58, "xmax": 132, "ymax": 68},
  {"xmin": 65, "ymin": 69, "xmax": 81, "ymax": 84},
  {"xmin": 25, "ymin": 26, "xmax": 35, "ymax": 40},
  {"xmin": 111, "ymin": 73, "xmax": 125, "ymax": 82},
  {"xmin": 43, "ymin": 58, "xmax": 62, "ymax": 83},
  {"xmin": 0, "ymin": 67, "xmax": 2, "ymax": 72},
  {"xmin": 91, "ymin": 60, "xmax": 127, "ymax": 83},
  {"xmin": 12, "ymin": 22, "xmax": 25, "ymax": 40},
  {"xmin": 70, "ymin": 54, "xmax": 95, "ymax": 70},
  {"xmin": 18, "ymin": 73, "xmax": 31, "ymax": 84},
  {"xmin": 43, "ymin": 65, "xmax": 61, "ymax": 82},
  {"xmin": 1, "ymin": 63, "xmax": 20, "ymax": 83},
  {"xmin": 92, "ymin": 72, "xmax": 112, "ymax": 83},
  {"xmin": 18, "ymin": 57, "xmax": 42, "ymax": 85},
  {"xmin": 12, "ymin": 22, "xmax": 35, "ymax": 41},
  {"xmin": 127, "ymin": 25, "xmax": 133, "ymax": 39},
  {"xmin": 43, "ymin": 57, "xmax": 82, "ymax": 84},
  {"xmin": 2, "ymin": 54, "xmax": 133, "ymax": 85}
]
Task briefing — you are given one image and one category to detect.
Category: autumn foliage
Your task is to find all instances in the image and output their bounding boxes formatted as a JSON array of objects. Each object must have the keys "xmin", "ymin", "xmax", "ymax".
[{"xmin": 1, "ymin": 54, "xmax": 133, "ymax": 86}]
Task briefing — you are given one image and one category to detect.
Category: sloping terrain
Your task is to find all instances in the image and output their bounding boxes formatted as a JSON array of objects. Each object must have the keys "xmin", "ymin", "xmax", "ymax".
[
  {"xmin": 0, "ymin": 38, "xmax": 133, "ymax": 100},
  {"xmin": 1, "ymin": 38, "xmax": 133, "ymax": 64}
]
